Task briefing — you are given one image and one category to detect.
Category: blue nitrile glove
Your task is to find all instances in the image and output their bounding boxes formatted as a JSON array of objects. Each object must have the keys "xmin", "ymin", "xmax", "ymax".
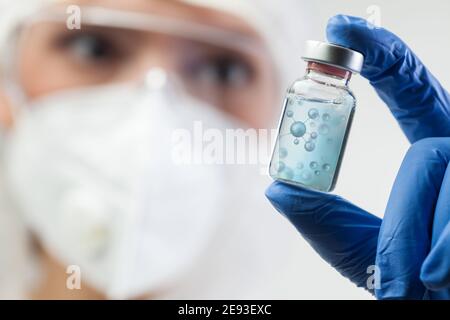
[{"xmin": 266, "ymin": 15, "xmax": 450, "ymax": 299}]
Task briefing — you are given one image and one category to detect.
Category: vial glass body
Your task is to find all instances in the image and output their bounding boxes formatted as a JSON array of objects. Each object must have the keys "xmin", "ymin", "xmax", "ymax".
[{"xmin": 269, "ymin": 63, "xmax": 355, "ymax": 192}]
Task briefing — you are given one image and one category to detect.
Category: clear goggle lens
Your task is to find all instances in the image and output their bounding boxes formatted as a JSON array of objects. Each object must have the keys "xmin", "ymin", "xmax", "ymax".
[{"xmin": 10, "ymin": 4, "xmax": 268, "ymax": 112}]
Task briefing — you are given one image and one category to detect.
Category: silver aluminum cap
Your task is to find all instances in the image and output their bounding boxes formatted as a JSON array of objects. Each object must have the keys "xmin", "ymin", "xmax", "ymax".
[{"xmin": 302, "ymin": 40, "xmax": 364, "ymax": 74}]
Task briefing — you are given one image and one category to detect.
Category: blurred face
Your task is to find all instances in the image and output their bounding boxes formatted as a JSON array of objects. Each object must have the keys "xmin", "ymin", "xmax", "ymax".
[
  {"xmin": 2, "ymin": 0, "xmax": 278, "ymax": 128},
  {"xmin": 0, "ymin": 0, "xmax": 280, "ymax": 299}
]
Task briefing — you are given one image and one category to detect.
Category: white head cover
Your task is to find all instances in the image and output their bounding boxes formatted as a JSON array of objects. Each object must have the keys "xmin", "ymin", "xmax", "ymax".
[{"xmin": 183, "ymin": 0, "xmax": 314, "ymax": 90}]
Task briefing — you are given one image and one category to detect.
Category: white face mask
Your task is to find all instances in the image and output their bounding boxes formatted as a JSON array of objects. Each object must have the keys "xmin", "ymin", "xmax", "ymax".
[{"xmin": 2, "ymin": 79, "xmax": 238, "ymax": 299}]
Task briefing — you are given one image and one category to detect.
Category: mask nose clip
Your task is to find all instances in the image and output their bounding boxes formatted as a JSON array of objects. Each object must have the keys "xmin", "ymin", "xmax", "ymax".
[
  {"xmin": 143, "ymin": 68, "xmax": 169, "ymax": 91},
  {"xmin": 140, "ymin": 67, "xmax": 185, "ymax": 107}
]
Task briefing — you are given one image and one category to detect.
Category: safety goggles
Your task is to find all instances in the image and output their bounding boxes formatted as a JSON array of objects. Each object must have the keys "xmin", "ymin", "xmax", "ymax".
[{"xmin": 6, "ymin": 3, "xmax": 272, "ymax": 113}]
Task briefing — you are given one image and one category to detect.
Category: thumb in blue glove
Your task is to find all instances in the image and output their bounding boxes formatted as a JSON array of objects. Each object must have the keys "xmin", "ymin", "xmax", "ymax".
[{"xmin": 265, "ymin": 182, "xmax": 380, "ymax": 290}]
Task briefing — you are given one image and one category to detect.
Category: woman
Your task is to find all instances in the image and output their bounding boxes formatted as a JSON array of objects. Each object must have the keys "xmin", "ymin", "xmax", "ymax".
[{"xmin": 0, "ymin": 0, "xmax": 312, "ymax": 299}]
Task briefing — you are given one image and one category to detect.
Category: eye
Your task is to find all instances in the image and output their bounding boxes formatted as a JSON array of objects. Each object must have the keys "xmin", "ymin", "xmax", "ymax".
[
  {"xmin": 185, "ymin": 54, "xmax": 254, "ymax": 89},
  {"xmin": 54, "ymin": 31, "xmax": 124, "ymax": 64}
]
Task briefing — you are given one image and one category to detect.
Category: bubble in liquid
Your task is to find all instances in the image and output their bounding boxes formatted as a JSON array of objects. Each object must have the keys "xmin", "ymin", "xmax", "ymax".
[
  {"xmin": 286, "ymin": 110, "xmax": 294, "ymax": 118},
  {"xmin": 322, "ymin": 113, "xmax": 331, "ymax": 122},
  {"xmin": 276, "ymin": 161, "xmax": 285, "ymax": 172},
  {"xmin": 333, "ymin": 114, "xmax": 347, "ymax": 126},
  {"xmin": 301, "ymin": 171, "xmax": 312, "ymax": 181},
  {"xmin": 290, "ymin": 121, "xmax": 306, "ymax": 138},
  {"xmin": 304, "ymin": 141, "xmax": 315, "ymax": 152},
  {"xmin": 322, "ymin": 163, "xmax": 331, "ymax": 171},
  {"xmin": 293, "ymin": 138, "xmax": 300, "ymax": 145},
  {"xmin": 326, "ymin": 138, "xmax": 333, "ymax": 144},
  {"xmin": 288, "ymin": 99, "xmax": 294, "ymax": 105},
  {"xmin": 279, "ymin": 166, "xmax": 294, "ymax": 180},
  {"xmin": 310, "ymin": 122, "xmax": 316, "ymax": 128},
  {"xmin": 319, "ymin": 124, "xmax": 330, "ymax": 135},
  {"xmin": 310, "ymin": 161, "xmax": 318, "ymax": 169},
  {"xmin": 296, "ymin": 162, "xmax": 304, "ymax": 169},
  {"xmin": 310, "ymin": 132, "xmax": 318, "ymax": 139},
  {"xmin": 279, "ymin": 147, "xmax": 288, "ymax": 159},
  {"xmin": 308, "ymin": 108, "xmax": 319, "ymax": 119},
  {"xmin": 293, "ymin": 172, "xmax": 302, "ymax": 183},
  {"xmin": 315, "ymin": 170, "xmax": 321, "ymax": 176}
]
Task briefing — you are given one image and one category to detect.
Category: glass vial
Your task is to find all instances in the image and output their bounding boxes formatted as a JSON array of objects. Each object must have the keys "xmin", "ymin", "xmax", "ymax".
[{"xmin": 269, "ymin": 41, "xmax": 364, "ymax": 192}]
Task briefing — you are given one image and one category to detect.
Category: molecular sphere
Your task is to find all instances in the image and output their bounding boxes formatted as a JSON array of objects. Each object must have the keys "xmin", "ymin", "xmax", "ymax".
[
  {"xmin": 286, "ymin": 110, "xmax": 294, "ymax": 118},
  {"xmin": 279, "ymin": 166, "xmax": 294, "ymax": 180},
  {"xmin": 304, "ymin": 142, "xmax": 315, "ymax": 152},
  {"xmin": 290, "ymin": 121, "xmax": 306, "ymax": 138},
  {"xmin": 279, "ymin": 147, "xmax": 288, "ymax": 159},
  {"xmin": 308, "ymin": 108, "xmax": 319, "ymax": 119},
  {"xmin": 310, "ymin": 161, "xmax": 318, "ymax": 169},
  {"xmin": 277, "ymin": 161, "xmax": 285, "ymax": 172},
  {"xmin": 319, "ymin": 124, "xmax": 330, "ymax": 135},
  {"xmin": 301, "ymin": 171, "xmax": 312, "ymax": 181},
  {"xmin": 293, "ymin": 173, "xmax": 304, "ymax": 183}
]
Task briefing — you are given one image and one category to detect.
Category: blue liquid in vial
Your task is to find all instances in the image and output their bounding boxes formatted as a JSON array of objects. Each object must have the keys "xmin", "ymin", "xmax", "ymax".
[{"xmin": 269, "ymin": 94, "xmax": 354, "ymax": 192}]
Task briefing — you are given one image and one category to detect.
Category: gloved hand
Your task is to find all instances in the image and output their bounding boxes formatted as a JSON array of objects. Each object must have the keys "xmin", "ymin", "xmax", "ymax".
[{"xmin": 266, "ymin": 15, "xmax": 450, "ymax": 299}]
